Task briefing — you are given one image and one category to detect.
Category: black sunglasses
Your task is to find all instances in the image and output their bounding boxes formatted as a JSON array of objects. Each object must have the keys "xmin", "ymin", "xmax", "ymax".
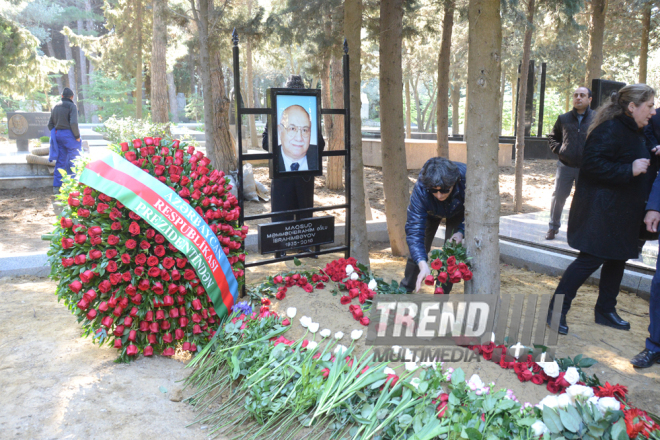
[{"xmin": 427, "ymin": 187, "xmax": 452, "ymax": 195}]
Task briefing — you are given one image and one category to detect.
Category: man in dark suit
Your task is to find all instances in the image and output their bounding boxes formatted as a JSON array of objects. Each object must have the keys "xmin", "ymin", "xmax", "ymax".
[{"xmin": 277, "ymin": 105, "xmax": 319, "ymax": 172}]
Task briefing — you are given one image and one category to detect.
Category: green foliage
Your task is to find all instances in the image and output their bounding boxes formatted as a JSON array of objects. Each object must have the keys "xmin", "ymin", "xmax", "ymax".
[
  {"xmin": 40, "ymin": 136, "xmax": 49, "ymax": 143},
  {"xmin": 541, "ymin": 401, "xmax": 626, "ymax": 440},
  {"xmin": 83, "ymin": 71, "xmax": 137, "ymax": 120},
  {"xmin": 95, "ymin": 116, "xmax": 171, "ymax": 144},
  {"xmin": 184, "ymin": 93, "xmax": 204, "ymax": 122}
]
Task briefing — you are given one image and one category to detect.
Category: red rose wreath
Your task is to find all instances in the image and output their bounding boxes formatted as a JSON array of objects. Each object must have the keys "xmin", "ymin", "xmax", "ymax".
[{"xmin": 48, "ymin": 137, "xmax": 247, "ymax": 361}]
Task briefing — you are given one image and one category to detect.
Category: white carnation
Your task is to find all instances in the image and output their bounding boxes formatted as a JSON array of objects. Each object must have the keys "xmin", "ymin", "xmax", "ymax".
[
  {"xmin": 537, "ymin": 395, "xmax": 559, "ymax": 410},
  {"xmin": 467, "ymin": 374, "xmax": 485, "ymax": 391},
  {"xmin": 566, "ymin": 384, "xmax": 594, "ymax": 403}
]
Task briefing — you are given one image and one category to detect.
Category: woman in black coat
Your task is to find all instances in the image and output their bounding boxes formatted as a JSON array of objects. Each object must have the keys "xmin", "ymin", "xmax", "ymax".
[{"xmin": 549, "ymin": 84, "xmax": 657, "ymax": 335}]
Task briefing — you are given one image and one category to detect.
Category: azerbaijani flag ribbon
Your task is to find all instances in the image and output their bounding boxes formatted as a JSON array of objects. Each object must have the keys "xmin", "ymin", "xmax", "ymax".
[{"xmin": 78, "ymin": 151, "xmax": 239, "ymax": 319}]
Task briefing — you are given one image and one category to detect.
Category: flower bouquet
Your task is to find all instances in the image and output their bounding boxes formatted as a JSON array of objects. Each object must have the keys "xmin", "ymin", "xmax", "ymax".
[
  {"xmin": 48, "ymin": 137, "xmax": 247, "ymax": 361},
  {"xmin": 425, "ymin": 241, "xmax": 473, "ymax": 294}
]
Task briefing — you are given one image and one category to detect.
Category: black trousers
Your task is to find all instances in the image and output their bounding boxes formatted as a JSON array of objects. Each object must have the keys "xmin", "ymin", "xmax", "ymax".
[
  {"xmin": 551, "ymin": 252, "xmax": 626, "ymax": 316},
  {"xmin": 400, "ymin": 215, "xmax": 463, "ymax": 293},
  {"xmin": 271, "ymin": 176, "xmax": 314, "ymax": 223}
]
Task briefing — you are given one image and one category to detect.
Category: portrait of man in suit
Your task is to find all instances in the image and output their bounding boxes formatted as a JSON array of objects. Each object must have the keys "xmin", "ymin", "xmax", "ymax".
[{"xmin": 277, "ymin": 104, "xmax": 319, "ymax": 172}]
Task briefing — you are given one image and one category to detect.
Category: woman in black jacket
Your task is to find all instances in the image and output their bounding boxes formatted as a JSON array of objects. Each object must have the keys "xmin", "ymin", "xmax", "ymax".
[{"xmin": 548, "ymin": 84, "xmax": 657, "ymax": 335}]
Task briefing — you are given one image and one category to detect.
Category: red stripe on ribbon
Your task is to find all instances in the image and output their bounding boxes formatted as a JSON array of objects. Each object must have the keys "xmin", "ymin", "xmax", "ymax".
[{"xmin": 86, "ymin": 159, "xmax": 235, "ymax": 314}]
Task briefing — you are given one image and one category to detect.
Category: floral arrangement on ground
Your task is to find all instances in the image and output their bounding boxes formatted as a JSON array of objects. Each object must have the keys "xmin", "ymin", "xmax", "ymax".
[
  {"xmin": 183, "ymin": 258, "xmax": 660, "ymax": 440},
  {"xmin": 47, "ymin": 137, "xmax": 247, "ymax": 362}
]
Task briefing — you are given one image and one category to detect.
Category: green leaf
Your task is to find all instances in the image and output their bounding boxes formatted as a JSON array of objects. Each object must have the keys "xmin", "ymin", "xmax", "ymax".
[
  {"xmin": 465, "ymin": 427, "xmax": 483, "ymax": 440},
  {"xmin": 559, "ymin": 408, "xmax": 581, "ymax": 433},
  {"xmin": 451, "ymin": 368, "xmax": 465, "ymax": 386},
  {"xmin": 577, "ymin": 357, "xmax": 598, "ymax": 369},
  {"xmin": 543, "ymin": 406, "xmax": 563, "ymax": 434},
  {"xmin": 611, "ymin": 419, "xmax": 628, "ymax": 440},
  {"xmin": 398, "ymin": 414, "xmax": 413, "ymax": 426},
  {"xmin": 159, "ymin": 386, "xmax": 167, "ymax": 393},
  {"xmin": 293, "ymin": 257, "xmax": 302, "ymax": 266}
]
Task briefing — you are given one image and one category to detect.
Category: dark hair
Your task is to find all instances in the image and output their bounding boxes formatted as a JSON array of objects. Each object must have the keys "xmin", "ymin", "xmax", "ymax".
[
  {"xmin": 587, "ymin": 83, "xmax": 655, "ymax": 137},
  {"xmin": 62, "ymin": 87, "xmax": 74, "ymax": 98},
  {"xmin": 582, "ymin": 87, "xmax": 592, "ymax": 98},
  {"xmin": 285, "ymin": 75, "xmax": 305, "ymax": 89},
  {"xmin": 419, "ymin": 157, "xmax": 460, "ymax": 189}
]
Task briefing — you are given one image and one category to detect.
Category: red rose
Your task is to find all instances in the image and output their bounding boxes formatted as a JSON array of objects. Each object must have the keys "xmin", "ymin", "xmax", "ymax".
[
  {"xmin": 162, "ymin": 257, "xmax": 175, "ymax": 269},
  {"xmin": 139, "ymin": 240, "xmax": 150, "ymax": 250},
  {"xmin": 135, "ymin": 254, "xmax": 147, "ymax": 265},
  {"xmin": 462, "ymin": 270, "xmax": 473, "ymax": 281},
  {"xmin": 125, "ymin": 284, "xmax": 137, "ymax": 296},
  {"xmin": 184, "ymin": 269, "xmax": 196, "ymax": 280},
  {"xmin": 109, "ymin": 208, "xmax": 122, "ymax": 221},
  {"xmin": 111, "ymin": 221, "xmax": 122, "ymax": 231},
  {"xmin": 62, "ymin": 257, "xmax": 74, "ymax": 267},
  {"xmin": 125, "ymin": 239, "xmax": 137, "ymax": 249},
  {"xmin": 518, "ymin": 369, "xmax": 534, "ymax": 382},
  {"xmin": 96, "ymin": 203, "xmax": 109, "ymax": 213},
  {"xmin": 154, "ymin": 245, "xmax": 165, "ymax": 257},
  {"xmin": 121, "ymin": 254, "xmax": 131, "ymax": 264},
  {"xmin": 360, "ymin": 316, "xmax": 370, "ymax": 326},
  {"xmin": 74, "ymin": 234, "xmax": 87, "ymax": 245},
  {"xmin": 107, "ymin": 235, "xmax": 119, "ymax": 246},
  {"xmin": 340, "ymin": 295, "xmax": 352, "ymax": 305},
  {"xmin": 169, "ymin": 308, "xmax": 179, "ymax": 318},
  {"xmin": 162, "ymin": 333, "xmax": 173, "ymax": 343},
  {"xmin": 179, "ymin": 317, "xmax": 189, "ymax": 327},
  {"xmin": 98, "ymin": 280, "xmax": 111, "ymax": 293},
  {"xmin": 162, "ymin": 347, "xmax": 175, "ymax": 356},
  {"xmin": 101, "ymin": 316, "xmax": 113, "ymax": 327},
  {"xmin": 86, "ymin": 309, "xmax": 97, "ymax": 320},
  {"xmin": 147, "ymin": 256, "xmax": 159, "ymax": 267},
  {"xmin": 531, "ymin": 374, "xmax": 545, "ymax": 385},
  {"xmin": 61, "ymin": 238, "xmax": 74, "ymax": 249},
  {"xmin": 68, "ymin": 196, "xmax": 80, "ymax": 206},
  {"xmin": 114, "ymin": 339, "xmax": 122, "ymax": 349},
  {"xmin": 143, "ymin": 346, "xmax": 153, "ymax": 356},
  {"xmin": 152, "ymin": 282, "xmax": 164, "ymax": 295},
  {"xmin": 131, "ymin": 294, "xmax": 142, "ymax": 305},
  {"xmin": 60, "ymin": 217, "xmax": 73, "ymax": 228},
  {"xmin": 132, "ymin": 139, "xmax": 142, "ymax": 148},
  {"xmin": 138, "ymin": 279, "xmax": 150, "ymax": 291},
  {"xmin": 128, "ymin": 222, "xmax": 140, "ymax": 236},
  {"xmin": 144, "ymin": 137, "xmax": 154, "ymax": 145},
  {"xmin": 125, "ymin": 151, "xmax": 137, "ymax": 161},
  {"xmin": 148, "ymin": 267, "xmax": 161, "ymax": 277},
  {"xmin": 74, "ymin": 254, "xmax": 87, "ymax": 265},
  {"xmin": 78, "ymin": 208, "xmax": 91, "ymax": 218},
  {"xmin": 192, "ymin": 325, "xmax": 202, "ymax": 335},
  {"xmin": 80, "ymin": 270, "xmax": 94, "ymax": 283},
  {"xmin": 105, "ymin": 249, "xmax": 118, "ymax": 259},
  {"xmin": 275, "ymin": 291, "xmax": 286, "ymax": 300},
  {"xmin": 107, "ymin": 261, "xmax": 118, "ymax": 273},
  {"xmin": 82, "ymin": 195, "xmax": 95, "ymax": 206},
  {"xmin": 77, "ymin": 298, "xmax": 89, "ymax": 310},
  {"xmin": 126, "ymin": 345, "xmax": 138, "ymax": 356},
  {"xmin": 134, "ymin": 266, "xmax": 145, "ymax": 277}
]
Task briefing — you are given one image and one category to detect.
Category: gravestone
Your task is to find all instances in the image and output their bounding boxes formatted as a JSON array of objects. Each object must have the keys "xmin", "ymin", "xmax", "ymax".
[
  {"xmin": 177, "ymin": 93, "xmax": 186, "ymax": 120},
  {"xmin": 6, "ymin": 112, "xmax": 50, "ymax": 153},
  {"xmin": 361, "ymin": 93, "xmax": 369, "ymax": 120},
  {"xmin": 258, "ymin": 216, "xmax": 335, "ymax": 254}
]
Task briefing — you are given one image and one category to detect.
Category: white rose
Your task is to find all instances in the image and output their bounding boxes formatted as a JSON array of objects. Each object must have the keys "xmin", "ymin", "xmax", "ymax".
[
  {"xmin": 531, "ymin": 421, "xmax": 548, "ymax": 437},
  {"xmin": 334, "ymin": 331, "xmax": 344, "ymax": 340},
  {"xmin": 345, "ymin": 264, "xmax": 354, "ymax": 275},
  {"xmin": 383, "ymin": 367, "xmax": 396, "ymax": 375},
  {"xmin": 334, "ymin": 344, "xmax": 347, "ymax": 355},
  {"xmin": 368, "ymin": 279, "xmax": 377, "ymax": 290},
  {"xmin": 566, "ymin": 385, "xmax": 594, "ymax": 403},
  {"xmin": 564, "ymin": 367, "xmax": 580, "ymax": 385},
  {"xmin": 537, "ymin": 395, "xmax": 559, "ymax": 410},
  {"xmin": 300, "ymin": 316, "xmax": 311, "ymax": 328},
  {"xmin": 351, "ymin": 329, "xmax": 363, "ymax": 340},
  {"xmin": 597, "ymin": 397, "xmax": 620, "ymax": 413},
  {"xmin": 587, "ymin": 396, "xmax": 600, "ymax": 412},
  {"xmin": 319, "ymin": 329, "xmax": 331, "ymax": 338},
  {"xmin": 350, "ymin": 272, "xmax": 359, "ymax": 281},
  {"xmin": 308, "ymin": 322, "xmax": 320, "ymax": 333},
  {"xmin": 391, "ymin": 345, "xmax": 402, "ymax": 354},
  {"xmin": 541, "ymin": 361, "xmax": 560, "ymax": 378},
  {"xmin": 306, "ymin": 341, "xmax": 318, "ymax": 351},
  {"xmin": 286, "ymin": 307, "xmax": 297, "ymax": 318},
  {"xmin": 557, "ymin": 393, "xmax": 572, "ymax": 409}
]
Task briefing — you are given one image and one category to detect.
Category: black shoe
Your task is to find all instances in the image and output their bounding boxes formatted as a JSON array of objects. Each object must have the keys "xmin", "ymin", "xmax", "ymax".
[
  {"xmin": 275, "ymin": 251, "xmax": 287, "ymax": 258},
  {"xmin": 545, "ymin": 229, "xmax": 558, "ymax": 240},
  {"xmin": 631, "ymin": 349, "xmax": 660, "ymax": 368},
  {"xmin": 594, "ymin": 309, "xmax": 630, "ymax": 330},
  {"xmin": 547, "ymin": 310, "xmax": 569, "ymax": 335}
]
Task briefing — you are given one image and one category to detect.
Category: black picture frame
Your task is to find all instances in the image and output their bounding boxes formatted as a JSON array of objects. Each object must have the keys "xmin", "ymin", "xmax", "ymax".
[{"xmin": 267, "ymin": 88, "xmax": 323, "ymax": 179}]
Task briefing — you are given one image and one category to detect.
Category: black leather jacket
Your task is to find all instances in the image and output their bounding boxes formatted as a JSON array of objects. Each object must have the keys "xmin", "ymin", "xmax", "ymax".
[
  {"xmin": 405, "ymin": 162, "xmax": 466, "ymax": 264},
  {"xmin": 48, "ymin": 98, "xmax": 80, "ymax": 139}
]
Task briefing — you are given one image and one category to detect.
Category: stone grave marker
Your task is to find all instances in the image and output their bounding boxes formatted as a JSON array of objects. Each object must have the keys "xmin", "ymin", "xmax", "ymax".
[{"xmin": 6, "ymin": 112, "xmax": 50, "ymax": 152}]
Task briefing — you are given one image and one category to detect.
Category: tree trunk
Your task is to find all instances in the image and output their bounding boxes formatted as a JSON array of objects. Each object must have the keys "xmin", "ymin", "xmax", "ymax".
[
  {"xmin": 345, "ymin": 0, "xmax": 370, "ymax": 265},
  {"xmin": 584, "ymin": 0, "xmax": 607, "ymax": 87},
  {"xmin": 85, "ymin": 0, "xmax": 98, "ymax": 119},
  {"xmin": 209, "ymin": 51, "xmax": 237, "ymax": 172},
  {"xmin": 246, "ymin": 32, "xmax": 258, "ymax": 148},
  {"xmin": 510, "ymin": 69, "xmax": 517, "ymax": 134},
  {"xmin": 451, "ymin": 81, "xmax": 460, "ymax": 136},
  {"xmin": 379, "ymin": 0, "xmax": 409, "ymax": 256},
  {"xmin": 639, "ymin": 1, "xmax": 651, "ymax": 83},
  {"xmin": 405, "ymin": 78, "xmax": 411, "ymax": 138},
  {"xmin": 466, "ymin": 0, "xmax": 502, "ymax": 295},
  {"xmin": 564, "ymin": 72, "xmax": 571, "ymax": 112},
  {"xmin": 321, "ymin": 48, "xmax": 332, "ymax": 140},
  {"xmin": 513, "ymin": 0, "xmax": 535, "ymax": 213},
  {"xmin": 412, "ymin": 75, "xmax": 422, "ymax": 132},
  {"xmin": 167, "ymin": 71, "xmax": 179, "ymax": 123},
  {"xmin": 189, "ymin": 49, "xmax": 196, "ymax": 95},
  {"xmin": 77, "ymin": 20, "xmax": 89, "ymax": 123},
  {"xmin": 327, "ymin": 54, "xmax": 344, "ymax": 190},
  {"xmin": 436, "ymin": 0, "xmax": 455, "ymax": 158},
  {"xmin": 136, "ymin": 0, "xmax": 143, "ymax": 119},
  {"xmin": 463, "ymin": 81, "xmax": 468, "ymax": 141},
  {"xmin": 499, "ymin": 66, "xmax": 506, "ymax": 135},
  {"xmin": 63, "ymin": 34, "xmax": 77, "ymax": 106},
  {"xmin": 46, "ymin": 37, "xmax": 64, "ymax": 95},
  {"xmin": 151, "ymin": 0, "xmax": 169, "ymax": 123}
]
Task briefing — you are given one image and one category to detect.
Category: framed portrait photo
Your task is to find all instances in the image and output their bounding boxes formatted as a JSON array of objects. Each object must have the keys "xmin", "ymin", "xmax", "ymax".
[{"xmin": 267, "ymin": 88, "xmax": 323, "ymax": 179}]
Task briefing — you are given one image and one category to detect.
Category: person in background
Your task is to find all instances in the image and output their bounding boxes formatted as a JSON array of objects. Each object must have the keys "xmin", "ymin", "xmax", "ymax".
[
  {"xmin": 546, "ymin": 86, "xmax": 594, "ymax": 240},
  {"xmin": 548, "ymin": 84, "xmax": 657, "ymax": 336},
  {"xmin": 48, "ymin": 87, "xmax": 81, "ymax": 192},
  {"xmin": 401, "ymin": 157, "xmax": 466, "ymax": 293}
]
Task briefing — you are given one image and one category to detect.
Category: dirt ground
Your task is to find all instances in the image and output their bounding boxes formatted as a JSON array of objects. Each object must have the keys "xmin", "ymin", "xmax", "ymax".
[
  {"xmin": 0, "ymin": 159, "xmax": 562, "ymax": 255},
  {"xmin": 1, "ymin": 243, "xmax": 657, "ymax": 439}
]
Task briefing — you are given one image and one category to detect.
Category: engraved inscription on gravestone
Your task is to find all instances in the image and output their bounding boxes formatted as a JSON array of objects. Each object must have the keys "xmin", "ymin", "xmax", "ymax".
[
  {"xmin": 8, "ymin": 114, "xmax": 28, "ymax": 136},
  {"xmin": 6, "ymin": 112, "xmax": 51, "ymax": 152},
  {"xmin": 258, "ymin": 216, "xmax": 335, "ymax": 254}
]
